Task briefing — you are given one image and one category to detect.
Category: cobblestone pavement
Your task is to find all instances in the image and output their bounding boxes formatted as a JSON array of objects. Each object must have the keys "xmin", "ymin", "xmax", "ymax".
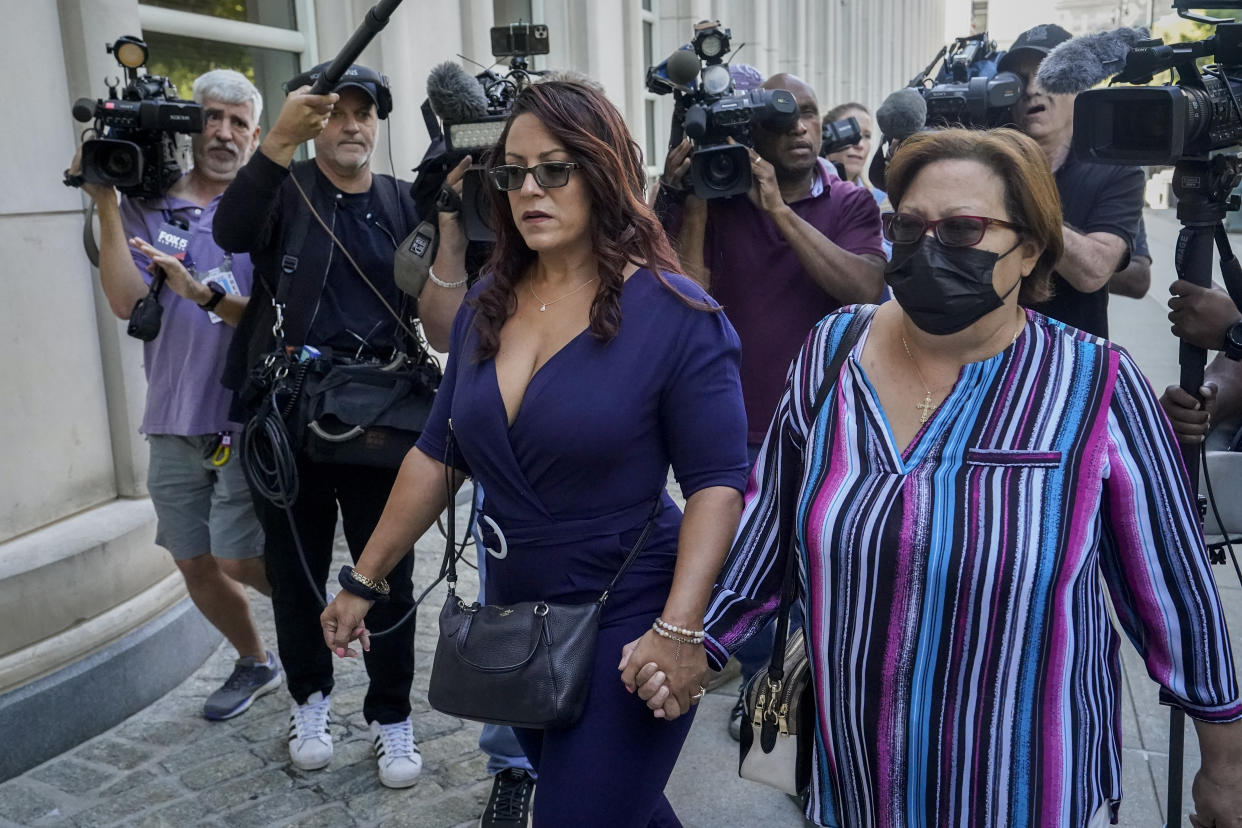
[
  {"xmin": 0, "ymin": 495, "xmax": 503, "ymax": 828},
  {"xmin": 0, "ymin": 489, "xmax": 800, "ymax": 828}
]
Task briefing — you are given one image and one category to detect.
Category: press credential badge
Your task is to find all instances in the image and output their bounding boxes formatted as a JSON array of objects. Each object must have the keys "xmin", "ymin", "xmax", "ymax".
[{"xmin": 201, "ymin": 254, "xmax": 239, "ymax": 325}]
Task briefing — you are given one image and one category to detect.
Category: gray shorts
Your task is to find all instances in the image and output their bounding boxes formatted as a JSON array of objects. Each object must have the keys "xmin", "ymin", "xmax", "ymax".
[{"xmin": 146, "ymin": 433, "xmax": 264, "ymax": 562}]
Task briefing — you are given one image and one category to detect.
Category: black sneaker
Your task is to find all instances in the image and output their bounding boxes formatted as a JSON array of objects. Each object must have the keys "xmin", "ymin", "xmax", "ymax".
[
  {"xmin": 479, "ymin": 768, "xmax": 535, "ymax": 827},
  {"xmin": 204, "ymin": 650, "xmax": 283, "ymax": 721},
  {"xmin": 729, "ymin": 684, "xmax": 746, "ymax": 742}
]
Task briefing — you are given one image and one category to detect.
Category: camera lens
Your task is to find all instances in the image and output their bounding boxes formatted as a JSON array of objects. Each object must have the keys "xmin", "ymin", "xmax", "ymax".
[
  {"xmin": 102, "ymin": 148, "xmax": 137, "ymax": 179},
  {"xmin": 704, "ymin": 151, "xmax": 743, "ymax": 190}
]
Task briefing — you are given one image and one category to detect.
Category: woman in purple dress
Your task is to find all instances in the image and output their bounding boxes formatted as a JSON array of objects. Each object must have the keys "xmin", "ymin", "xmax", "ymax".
[{"xmin": 320, "ymin": 80, "xmax": 749, "ymax": 826}]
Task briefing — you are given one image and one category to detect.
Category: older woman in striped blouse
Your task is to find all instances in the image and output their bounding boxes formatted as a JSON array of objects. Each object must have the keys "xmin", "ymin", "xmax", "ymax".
[{"xmin": 644, "ymin": 128, "xmax": 1242, "ymax": 827}]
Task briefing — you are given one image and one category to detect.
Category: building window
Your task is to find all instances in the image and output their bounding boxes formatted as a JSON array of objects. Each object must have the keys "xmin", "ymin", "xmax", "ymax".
[
  {"xmin": 141, "ymin": 0, "xmax": 298, "ymax": 30},
  {"xmin": 137, "ymin": 1, "xmax": 316, "ymax": 138},
  {"xmin": 641, "ymin": 1, "xmax": 662, "ymax": 177},
  {"xmin": 971, "ymin": 0, "xmax": 988, "ymax": 34},
  {"xmin": 143, "ymin": 31, "xmax": 298, "ymax": 135}
]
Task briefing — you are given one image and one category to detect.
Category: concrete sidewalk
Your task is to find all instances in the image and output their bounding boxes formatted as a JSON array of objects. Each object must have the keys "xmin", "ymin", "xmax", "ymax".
[{"xmin": 0, "ymin": 206, "xmax": 1238, "ymax": 826}]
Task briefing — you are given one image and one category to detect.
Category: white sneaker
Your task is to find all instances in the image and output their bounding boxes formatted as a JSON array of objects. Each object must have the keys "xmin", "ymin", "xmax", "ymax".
[
  {"xmin": 288, "ymin": 691, "xmax": 333, "ymax": 770},
  {"xmin": 370, "ymin": 717, "xmax": 422, "ymax": 788}
]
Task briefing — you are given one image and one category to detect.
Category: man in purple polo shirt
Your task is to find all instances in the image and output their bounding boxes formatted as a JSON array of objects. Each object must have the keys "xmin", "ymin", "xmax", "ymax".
[
  {"xmin": 68, "ymin": 69, "xmax": 280, "ymax": 722},
  {"xmin": 656, "ymin": 72, "xmax": 886, "ymax": 739}
]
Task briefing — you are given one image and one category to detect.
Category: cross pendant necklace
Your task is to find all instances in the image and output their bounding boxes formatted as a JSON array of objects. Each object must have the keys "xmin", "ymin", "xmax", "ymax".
[
  {"xmin": 528, "ymin": 277, "xmax": 597, "ymax": 311},
  {"xmin": 901, "ymin": 334, "xmax": 937, "ymax": 425}
]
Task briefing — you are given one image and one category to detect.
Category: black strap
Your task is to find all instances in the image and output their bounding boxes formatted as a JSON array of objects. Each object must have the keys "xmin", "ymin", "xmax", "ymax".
[
  {"xmin": 766, "ymin": 304, "xmax": 877, "ymax": 684},
  {"xmin": 441, "ymin": 423, "xmax": 661, "ymax": 605},
  {"xmin": 421, "ymin": 98, "xmax": 443, "ymax": 142},
  {"xmin": 275, "ymin": 162, "xmax": 320, "ymax": 343}
]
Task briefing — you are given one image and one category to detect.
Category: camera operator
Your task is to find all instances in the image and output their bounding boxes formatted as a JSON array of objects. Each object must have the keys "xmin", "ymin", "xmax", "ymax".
[
  {"xmin": 65, "ymin": 69, "xmax": 281, "ymax": 723},
  {"xmin": 656, "ymin": 72, "xmax": 885, "ymax": 740},
  {"xmin": 1001, "ymin": 23, "xmax": 1146, "ymax": 338},
  {"xmin": 213, "ymin": 63, "xmax": 446, "ymax": 789}
]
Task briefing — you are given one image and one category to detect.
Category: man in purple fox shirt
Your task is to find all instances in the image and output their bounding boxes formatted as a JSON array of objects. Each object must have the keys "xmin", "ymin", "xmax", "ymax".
[
  {"xmin": 67, "ymin": 69, "xmax": 281, "ymax": 722},
  {"xmin": 654, "ymin": 71, "xmax": 887, "ymax": 740}
]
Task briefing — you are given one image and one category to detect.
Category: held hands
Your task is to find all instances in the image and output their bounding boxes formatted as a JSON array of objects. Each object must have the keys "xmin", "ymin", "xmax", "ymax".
[
  {"xmin": 268, "ymin": 85, "xmax": 340, "ymax": 149},
  {"xmin": 1190, "ymin": 759, "xmax": 1242, "ymax": 827},
  {"xmin": 1169, "ymin": 279, "xmax": 1242, "ymax": 350},
  {"xmin": 1160, "ymin": 383, "xmax": 1217, "ymax": 445},
  {"xmin": 320, "ymin": 591, "xmax": 374, "ymax": 658},
  {"xmin": 127, "ymin": 237, "xmax": 207, "ymax": 305},
  {"xmin": 618, "ymin": 629, "xmax": 709, "ymax": 722}
]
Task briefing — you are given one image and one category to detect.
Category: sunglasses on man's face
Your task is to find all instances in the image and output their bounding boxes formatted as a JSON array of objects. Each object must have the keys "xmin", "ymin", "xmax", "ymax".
[
  {"xmin": 882, "ymin": 212, "xmax": 1026, "ymax": 248},
  {"xmin": 487, "ymin": 161, "xmax": 580, "ymax": 192}
]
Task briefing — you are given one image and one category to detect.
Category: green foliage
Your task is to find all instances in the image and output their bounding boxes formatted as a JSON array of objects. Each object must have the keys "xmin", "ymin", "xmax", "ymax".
[{"xmin": 1153, "ymin": 8, "xmax": 1239, "ymax": 69}]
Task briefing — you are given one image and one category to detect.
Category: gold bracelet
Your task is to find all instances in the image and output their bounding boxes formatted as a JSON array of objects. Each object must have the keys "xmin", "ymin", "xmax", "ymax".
[{"xmin": 348, "ymin": 567, "xmax": 390, "ymax": 596}]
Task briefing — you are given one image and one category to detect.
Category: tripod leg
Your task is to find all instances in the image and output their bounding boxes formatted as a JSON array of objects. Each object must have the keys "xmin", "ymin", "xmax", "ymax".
[{"xmin": 1167, "ymin": 707, "xmax": 1185, "ymax": 827}]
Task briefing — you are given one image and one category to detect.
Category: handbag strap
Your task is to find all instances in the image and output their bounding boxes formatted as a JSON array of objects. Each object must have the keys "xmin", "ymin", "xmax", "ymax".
[
  {"xmin": 765, "ymin": 304, "xmax": 876, "ymax": 685},
  {"xmin": 441, "ymin": 423, "xmax": 661, "ymax": 603}
]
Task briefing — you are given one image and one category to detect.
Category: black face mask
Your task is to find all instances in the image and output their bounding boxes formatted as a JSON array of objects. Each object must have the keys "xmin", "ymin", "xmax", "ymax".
[{"xmin": 884, "ymin": 237, "xmax": 1024, "ymax": 335}]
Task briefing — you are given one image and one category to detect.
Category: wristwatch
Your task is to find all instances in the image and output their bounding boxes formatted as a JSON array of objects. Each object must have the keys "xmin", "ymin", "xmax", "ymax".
[
  {"xmin": 1224, "ymin": 317, "xmax": 1242, "ymax": 360},
  {"xmin": 198, "ymin": 280, "xmax": 226, "ymax": 312},
  {"xmin": 1225, "ymin": 319, "xmax": 1242, "ymax": 361}
]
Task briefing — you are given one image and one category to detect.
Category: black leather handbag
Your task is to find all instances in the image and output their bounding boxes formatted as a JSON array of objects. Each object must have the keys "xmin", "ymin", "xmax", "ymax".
[{"xmin": 427, "ymin": 430, "xmax": 660, "ymax": 729}]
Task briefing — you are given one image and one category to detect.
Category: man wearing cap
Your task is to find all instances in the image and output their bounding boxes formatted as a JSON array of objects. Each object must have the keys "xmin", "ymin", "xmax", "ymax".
[
  {"xmin": 1001, "ymin": 23, "xmax": 1145, "ymax": 338},
  {"xmin": 215, "ymin": 63, "xmax": 445, "ymax": 789}
]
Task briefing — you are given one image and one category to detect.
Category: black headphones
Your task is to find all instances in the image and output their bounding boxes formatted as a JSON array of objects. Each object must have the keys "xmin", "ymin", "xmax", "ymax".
[{"xmin": 284, "ymin": 62, "xmax": 393, "ymax": 119}]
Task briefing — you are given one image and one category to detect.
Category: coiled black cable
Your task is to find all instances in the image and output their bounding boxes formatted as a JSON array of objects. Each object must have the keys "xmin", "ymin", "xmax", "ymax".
[{"xmin": 240, "ymin": 381, "xmax": 475, "ymax": 639}]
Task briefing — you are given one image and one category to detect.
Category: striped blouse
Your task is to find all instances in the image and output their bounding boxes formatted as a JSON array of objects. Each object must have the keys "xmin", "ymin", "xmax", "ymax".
[{"xmin": 704, "ymin": 306, "xmax": 1241, "ymax": 827}]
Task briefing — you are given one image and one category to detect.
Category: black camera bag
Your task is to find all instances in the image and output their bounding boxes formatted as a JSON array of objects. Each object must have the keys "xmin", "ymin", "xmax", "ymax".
[{"xmin": 296, "ymin": 354, "xmax": 439, "ymax": 469}]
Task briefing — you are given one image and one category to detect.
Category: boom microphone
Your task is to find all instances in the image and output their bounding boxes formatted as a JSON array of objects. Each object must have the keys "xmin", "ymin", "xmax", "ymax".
[
  {"xmin": 1035, "ymin": 27, "xmax": 1149, "ymax": 95},
  {"xmin": 665, "ymin": 49, "xmax": 703, "ymax": 87},
  {"xmin": 875, "ymin": 87, "xmax": 927, "ymax": 141},
  {"xmin": 426, "ymin": 61, "xmax": 490, "ymax": 124}
]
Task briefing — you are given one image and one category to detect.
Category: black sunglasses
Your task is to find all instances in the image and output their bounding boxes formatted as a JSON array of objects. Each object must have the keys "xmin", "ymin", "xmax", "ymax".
[
  {"xmin": 882, "ymin": 212, "xmax": 1026, "ymax": 248},
  {"xmin": 488, "ymin": 161, "xmax": 580, "ymax": 192}
]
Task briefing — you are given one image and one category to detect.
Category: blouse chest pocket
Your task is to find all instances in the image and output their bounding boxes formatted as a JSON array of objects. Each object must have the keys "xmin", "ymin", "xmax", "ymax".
[{"xmin": 965, "ymin": 448, "xmax": 1063, "ymax": 469}]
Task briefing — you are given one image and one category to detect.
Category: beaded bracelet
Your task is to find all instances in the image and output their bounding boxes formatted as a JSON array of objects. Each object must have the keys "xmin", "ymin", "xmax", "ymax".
[
  {"xmin": 652, "ymin": 621, "xmax": 702, "ymax": 663},
  {"xmin": 428, "ymin": 264, "xmax": 468, "ymax": 289},
  {"xmin": 651, "ymin": 622, "xmax": 704, "ymax": 645},
  {"xmin": 655, "ymin": 617, "xmax": 705, "ymax": 640}
]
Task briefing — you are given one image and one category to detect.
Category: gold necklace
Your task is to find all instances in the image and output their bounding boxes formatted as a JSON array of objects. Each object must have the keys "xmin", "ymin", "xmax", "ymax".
[
  {"xmin": 901, "ymin": 318, "xmax": 1025, "ymax": 425},
  {"xmin": 528, "ymin": 277, "xmax": 597, "ymax": 312},
  {"xmin": 901, "ymin": 335, "xmax": 938, "ymax": 425}
]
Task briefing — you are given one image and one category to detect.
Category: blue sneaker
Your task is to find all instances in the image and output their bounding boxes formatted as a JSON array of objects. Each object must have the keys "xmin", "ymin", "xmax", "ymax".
[{"xmin": 204, "ymin": 650, "xmax": 283, "ymax": 720}]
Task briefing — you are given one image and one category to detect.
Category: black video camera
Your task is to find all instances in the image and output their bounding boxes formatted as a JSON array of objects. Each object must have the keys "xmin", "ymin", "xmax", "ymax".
[
  {"xmin": 416, "ymin": 23, "xmax": 550, "ymax": 244},
  {"xmin": 66, "ymin": 36, "xmax": 202, "ymax": 200},
  {"xmin": 821, "ymin": 117, "xmax": 862, "ymax": 156},
  {"xmin": 913, "ymin": 32, "xmax": 1020, "ymax": 128},
  {"xmin": 647, "ymin": 21, "xmax": 798, "ymax": 199},
  {"xmin": 1074, "ymin": 8, "xmax": 1242, "ymax": 165}
]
